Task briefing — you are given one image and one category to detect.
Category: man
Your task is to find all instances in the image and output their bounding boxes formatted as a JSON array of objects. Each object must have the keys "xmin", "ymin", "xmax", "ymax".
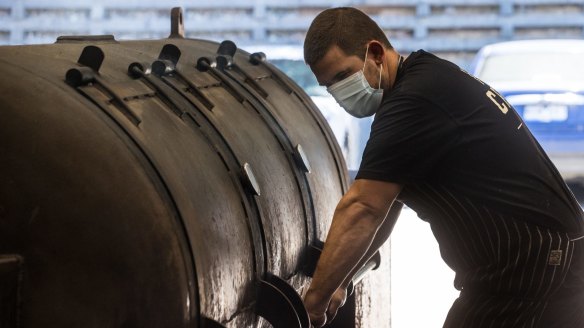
[{"xmin": 302, "ymin": 7, "xmax": 584, "ymax": 328}]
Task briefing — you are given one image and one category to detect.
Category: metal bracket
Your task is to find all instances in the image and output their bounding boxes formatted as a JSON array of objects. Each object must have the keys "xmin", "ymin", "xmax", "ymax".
[
  {"xmin": 77, "ymin": 45, "xmax": 104, "ymax": 72},
  {"xmin": 216, "ymin": 40, "xmax": 237, "ymax": 70},
  {"xmin": 169, "ymin": 7, "xmax": 185, "ymax": 39},
  {"xmin": 128, "ymin": 50, "xmax": 215, "ymax": 112},
  {"xmin": 65, "ymin": 45, "xmax": 141, "ymax": 126},
  {"xmin": 216, "ymin": 41, "xmax": 270, "ymax": 98},
  {"xmin": 152, "ymin": 44, "xmax": 181, "ymax": 76},
  {"xmin": 248, "ymin": 51, "xmax": 293, "ymax": 94},
  {"xmin": 65, "ymin": 66, "xmax": 96, "ymax": 87},
  {"xmin": 293, "ymin": 144, "xmax": 311, "ymax": 174},
  {"xmin": 301, "ymin": 240, "xmax": 324, "ymax": 277},
  {"xmin": 196, "ymin": 56, "xmax": 245, "ymax": 103},
  {"xmin": 127, "ymin": 62, "xmax": 152, "ymax": 79},
  {"xmin": 249, "ymin": 52, "xmax": 266, "ymax": 66},
  {"xmin": 56, "ymin": 35, "xmax": 117, "ymax": 44},
  {"xmin": 65, "ymin": 45, "xmax": 105, "ymax": 86},
  {"xmin": 241, "ymin": 163, "xmax": 261, "ymax": 196}
]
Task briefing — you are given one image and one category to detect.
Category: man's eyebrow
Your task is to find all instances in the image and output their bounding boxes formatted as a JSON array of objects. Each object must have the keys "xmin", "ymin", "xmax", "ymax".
[{"xmin": 320, "ymin": 68, "xmax": 351, "ymax": 87}]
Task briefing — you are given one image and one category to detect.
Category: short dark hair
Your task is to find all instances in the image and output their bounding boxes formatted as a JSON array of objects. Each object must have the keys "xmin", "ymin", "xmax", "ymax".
[{"xmin": 304, "ymin": 7, "xmax": 392, "ymax": 66}]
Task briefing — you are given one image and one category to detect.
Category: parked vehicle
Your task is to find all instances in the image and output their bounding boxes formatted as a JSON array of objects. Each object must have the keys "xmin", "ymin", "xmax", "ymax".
[{"xmin": 470, "ymin": 39, "xmax": 584, "ymax": 188}]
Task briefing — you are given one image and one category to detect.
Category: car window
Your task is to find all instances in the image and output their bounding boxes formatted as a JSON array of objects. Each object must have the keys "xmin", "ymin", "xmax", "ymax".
[{"xmin": 478, "ymin": 53, "xmax": 584, "ymax": 85}]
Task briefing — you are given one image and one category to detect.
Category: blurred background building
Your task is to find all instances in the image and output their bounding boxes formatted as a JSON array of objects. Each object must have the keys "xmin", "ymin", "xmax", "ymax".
[
  {"xmin": 4, "ymin": 0, "xmax": 583, "ymax": 170},
  {"xmin": 1, "ymin": 0, "xmax": 583, "ymax": 69}
]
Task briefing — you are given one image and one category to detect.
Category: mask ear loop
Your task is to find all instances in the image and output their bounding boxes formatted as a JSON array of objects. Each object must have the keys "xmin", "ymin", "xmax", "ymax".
[
  {"xmin": 363, "ymin": 44, "xmax": 369, "ymax": 71},
  {"xmin": 378, "ymin": 64, "xmax": 383, "ymax": 89},
  {"xmin": 364, "ymin": 44, "xmax": 383, "ymax": 90}
]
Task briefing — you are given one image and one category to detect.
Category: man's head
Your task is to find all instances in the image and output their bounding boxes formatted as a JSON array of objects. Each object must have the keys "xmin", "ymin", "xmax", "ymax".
[
  {"xmin": 303, "ymin": 7, "xmax": 392, "ymax": 68},
  {"xmin": 304, "ymin": 7, "xmax": 400, "ymax": 117}
]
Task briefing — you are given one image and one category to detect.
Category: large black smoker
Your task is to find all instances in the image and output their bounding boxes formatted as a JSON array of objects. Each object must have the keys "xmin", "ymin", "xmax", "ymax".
[{"xmin": 0, "ymin": 8, "xmax": 389, "ymax": 328}]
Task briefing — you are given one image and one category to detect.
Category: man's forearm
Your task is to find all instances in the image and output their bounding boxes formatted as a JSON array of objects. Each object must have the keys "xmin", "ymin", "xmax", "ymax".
[
  {"xmin": 303, "ymin": 179, "xmax": 402, "ymax": 326},
  {"xmin": 305, "ymin": 200, "xmax": 390, "ymax": 309},
  {"xmin": 338, "ymin": 201, "xmax": 403, "ymax": 290}
]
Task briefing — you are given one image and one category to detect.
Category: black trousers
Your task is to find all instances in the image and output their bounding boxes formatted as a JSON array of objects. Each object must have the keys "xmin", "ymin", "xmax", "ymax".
[{"xmin": 444, "ymin": 236, "xmax": 584, "ymax": 327}]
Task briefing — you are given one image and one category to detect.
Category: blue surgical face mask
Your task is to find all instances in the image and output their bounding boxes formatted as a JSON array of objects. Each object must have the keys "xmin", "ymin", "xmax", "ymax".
[{"xmin": 327, "ymin": 45, "xmax": 383, "ymax": 118}]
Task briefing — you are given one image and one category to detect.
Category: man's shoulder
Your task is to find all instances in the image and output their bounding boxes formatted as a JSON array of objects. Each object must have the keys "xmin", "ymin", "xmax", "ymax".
[
  {"xmin": 403, "ymin": 50, "xmax": 449, "ymax": 69},
  {"xmin": 379, "ymin": 50, "xmax": 451, "ymax": 108},
  {"xmin": 388, "ymin": 50, "xmax": 480, "ymax": 104}
]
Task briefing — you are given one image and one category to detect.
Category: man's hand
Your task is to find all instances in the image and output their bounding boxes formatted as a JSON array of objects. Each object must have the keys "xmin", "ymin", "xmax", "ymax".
[
  {"xmin": 304, "ymin": 286, "xmax": 348, "ymax": 327},
  {"xmin": 326, "ymin": 286, "xmax": 347, "ymax": 324},
  {"xmin": 304, "ymin": 289, "xmax": 328, "ymax": 328}
]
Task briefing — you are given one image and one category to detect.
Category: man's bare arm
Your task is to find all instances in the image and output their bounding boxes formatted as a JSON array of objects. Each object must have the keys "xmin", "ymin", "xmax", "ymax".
[
  {"xmin": 303, "ymin": 179, "xmax": 402, "ymax": 327},
  {"xmin": 324, "ymin": 201, "xmax": 403, "ymax": 323},
  {"xmin": 340, "ymin": 201, "xmax": 402, "ymax": 290}
]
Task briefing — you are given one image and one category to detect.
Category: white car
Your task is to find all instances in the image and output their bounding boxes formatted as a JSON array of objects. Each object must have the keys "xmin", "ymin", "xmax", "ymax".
[{"xmin": 470, "ymin": 39, "xmax": 584, "ymax": 189}]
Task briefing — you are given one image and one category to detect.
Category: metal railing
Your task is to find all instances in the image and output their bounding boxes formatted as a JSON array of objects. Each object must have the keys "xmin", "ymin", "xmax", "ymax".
[{"xmin": 0, "ymin": 0, "xmax": 583, "ymax": 67}]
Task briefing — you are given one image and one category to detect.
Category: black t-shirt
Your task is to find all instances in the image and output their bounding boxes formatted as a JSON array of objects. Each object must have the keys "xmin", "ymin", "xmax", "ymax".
[{"xmin": 356, "ymin": 50, "xmax": 584, "ymax": 234}]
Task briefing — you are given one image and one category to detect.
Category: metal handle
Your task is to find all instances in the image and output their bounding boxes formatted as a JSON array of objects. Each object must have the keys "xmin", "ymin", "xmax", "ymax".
[
  {"xmin": 347, "ymin": 251, "xmax": 381, "ymax": 296},
  {"xmin": 256, "ymin": 273, "xmax": 310, "ymax": 328}
]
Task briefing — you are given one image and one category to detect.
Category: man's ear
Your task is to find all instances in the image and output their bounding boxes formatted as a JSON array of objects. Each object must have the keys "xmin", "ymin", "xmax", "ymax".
[{"xmin": 367, "ymin": 41, "xmax": 386, "ymax": 65}]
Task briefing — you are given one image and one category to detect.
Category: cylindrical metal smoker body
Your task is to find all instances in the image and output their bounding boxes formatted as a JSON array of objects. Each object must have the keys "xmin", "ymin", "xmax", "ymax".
[{"xmin": 0, "ymin": 36, "xmax": 352, "ymax": 327}]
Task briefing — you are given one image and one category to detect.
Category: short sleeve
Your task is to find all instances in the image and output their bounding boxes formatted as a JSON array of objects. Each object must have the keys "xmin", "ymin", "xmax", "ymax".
[{"xmin": 355, "ymin": 94, "xmax": 459, "ymax": 183}]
